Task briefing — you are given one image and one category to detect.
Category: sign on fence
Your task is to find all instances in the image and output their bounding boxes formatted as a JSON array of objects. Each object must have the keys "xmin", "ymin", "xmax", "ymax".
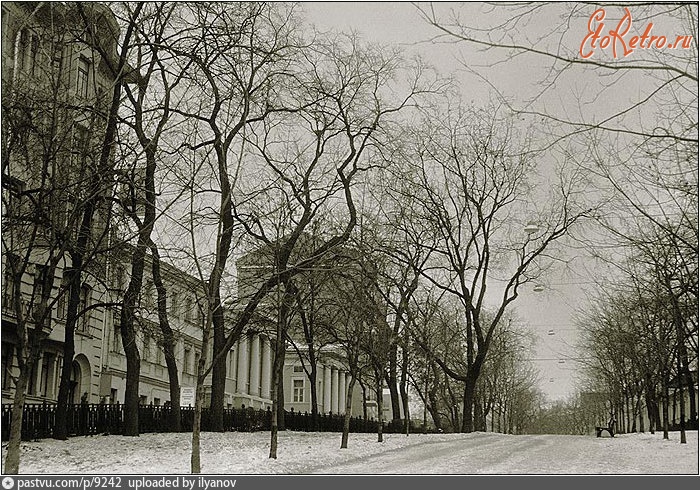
[{"xmin": 180, "ymin": 387, "xmax": 195, "ymax": 407}]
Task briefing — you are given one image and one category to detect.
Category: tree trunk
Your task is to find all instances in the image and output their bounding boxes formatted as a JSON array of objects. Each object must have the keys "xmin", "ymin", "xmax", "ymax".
[
  {"xmin": 209, "ymin": 314, "xmax": 226, "ymax": 432},
  {"xmin": 654, "ymin": 398, "xmax": 662, "ymax": 435},
  {"xmin": 359, "ymin": 378, "xmax": 368, "ymax": 421},
  {"xmin": 645, "ymin": 386, "xmax": 656, "ymax": 434},
  {"xmin": 400, "ymin": 331, "xmax": 410, "ymax": 436},
  {"xmin": 268, "ymin": 333, "xmax": 286, "ymax": 458},
  {"xmin": 461, "ymin": 378, "xmax": 476, "ymax": 433},
  {"xmin": 269, "ymin": 282, "xmax": 293, "ymax": 459},
  {"xmin": 121, "ymin": 130, "xmax": 159, "ymax": 436},
  {"xmin": 276, "ymin": 366, "xmax": 286, "ymax": 432},
  {"xmin": 207, "ymin": 136, "xmax": 236, "ymax": 434},
  {"xmin": 165, "ymin": 350, "xmax": 181, "ymax": 431},
  {"xmin": 121, "ymin": 309, "xmax": 141, "ymax": 436},
  {"xmin": 150, "ymin": 247, "xmax": 180, "ymax": 431},
  {"xmin": 386, "ymin": 350, "xmax": 401, "ymax": 421},
  {"xmin": 209, "ymin": 299, "xmax": 226, "ymax": 432},
  {"xmin": 376, "ymin": 377, "xmax": 384, "ymax": 443},
  {"xmin": 4, "ymin": 357, "xmax": 30, "ymax": 474},
  {"xmin": 427, "ymin": 366, "xmax": 442, "ymax": 432},
  {"xmin": 309, "ymin": 361, "xmax": 319, "ymax": 431},
  {"xmin": 340, "ymin": 375, "xmax": 356, "ymax": 449},
  {"xmin": 268, "ymin": 344, "xmax": 282, "ymax": 458},
  {"xmin": 683, "ymin": 362, "xmax": 697, "ymax": 429},
  {"xmin": 190, "ymin": 348, "xmax": 209, "ymax": 473},
  {"xmin": 662, "ymin": 386, "xmax": 670, "ymax": 440},
  {"xmin": 54, "ymin": 264, "xmax": 82, "ymax": 440},
  {"xmin": 676, "ymin": 358, "xmax": 687, "ymax": 444},
  {"xmin": 120, "ymin": 238, "xmax": 147, "ymax": 437},
  {"xmin": 474, "ymin": 397, "xmax": 485, "ymax": 432}
]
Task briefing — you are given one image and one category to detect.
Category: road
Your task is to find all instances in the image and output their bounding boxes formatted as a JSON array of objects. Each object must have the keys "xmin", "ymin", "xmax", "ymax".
[{"xmin": 302, "ymin": 432, "xmax": 697, "ymax": 474}]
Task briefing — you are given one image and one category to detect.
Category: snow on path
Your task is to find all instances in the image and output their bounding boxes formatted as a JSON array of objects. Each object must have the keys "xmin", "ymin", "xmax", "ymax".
[
  {"xmin": 3, "ymin": 430, "xmax": 697, "ymax": 475},
  {"xmin": 306, "ymin": 432, "xmax": 699, "ymax": 474}
]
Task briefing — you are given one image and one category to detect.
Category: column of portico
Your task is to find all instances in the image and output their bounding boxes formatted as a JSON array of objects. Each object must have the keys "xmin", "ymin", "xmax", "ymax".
[
  {"xmin": 331, "ymin": 367, "xmax": 339, "ymax": 414},
  {"xmin": 323, "ymin": 365, "xmax": 332, "ymax": 413},
  {"xmin": 261, "ymin": 338, "xmax": 272, "ymax": 400},
  {"xmin": 46, "ymin": 356, "xmax": 61, "ymax": 400},
  {"xmin": 236, "ymin": 336, "xmax": 249, "ymax": 394},
  {"xmin": 54, "ymin": 355, "xmax": 63, "ymax": 401},
  {"xmin": 338, "ymin": 371, "xmax": 346, "ymax": 414},
  {"xmin": 249, "ymin": 335, "xmax": 261, "ymax": 397},
  {"xmin": 33, "ymin": 352, "xmax": 44, "ymax": 396}
]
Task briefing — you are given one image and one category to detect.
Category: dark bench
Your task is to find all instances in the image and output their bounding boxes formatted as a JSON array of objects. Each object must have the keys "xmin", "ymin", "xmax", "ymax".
[{"xmin": 595, "ymin": 420, "xmax": 615, "ymax": 437}]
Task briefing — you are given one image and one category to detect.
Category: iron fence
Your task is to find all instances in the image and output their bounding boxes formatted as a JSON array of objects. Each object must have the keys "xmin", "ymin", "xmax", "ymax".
[{"xmin": 1, "ymin": 403, "xmax": 387, "ymax": 441}]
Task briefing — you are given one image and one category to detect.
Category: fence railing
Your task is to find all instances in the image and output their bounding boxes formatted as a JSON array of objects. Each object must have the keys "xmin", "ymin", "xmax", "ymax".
[{"xmin": 1, "ymin": 403, "xmax": 391, "ymax": 441}]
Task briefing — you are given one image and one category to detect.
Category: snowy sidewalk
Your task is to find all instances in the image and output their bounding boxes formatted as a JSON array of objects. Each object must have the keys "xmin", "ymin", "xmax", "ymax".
[{"xmin": 3, "ymin": 430, "xmax": 697, "ymax": 475}]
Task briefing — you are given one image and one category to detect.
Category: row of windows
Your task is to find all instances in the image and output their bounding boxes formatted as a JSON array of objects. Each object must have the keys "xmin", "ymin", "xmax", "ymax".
[
  {"xmin": 111, "ymin": 266, "xmax": 203, "ymax": 325},
  {"xmin": 14, "ymin": 26, "xmax": 98, "ymax": 100},
  {"xmin": 2, "ymin": 254, "xmax": 92, "ymax": 334},
  {"xmin": 110, "ymin": 321, "xmax": 207, "ymax": 379},
  {"xmin": 1, "ymin": 343, "xmax": 62, "ymax": 399}
]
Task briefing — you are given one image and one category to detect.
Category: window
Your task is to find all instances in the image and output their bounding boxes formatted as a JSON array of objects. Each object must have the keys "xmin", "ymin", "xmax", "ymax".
[
  {"xmin": 2, "ymin": 342, "xmax": 14, "ymax": 390},
  {"xmin": 77, "ymin": 283, "xmax": 92, "ymax": 333},
  {"xmin": 51, "ymin": 49, "xmax": 63, "ymax": 84},
  {"xmin": 40, "ymin": 354, "xmax": 52, "ymax": 397},
  {"xmin": 71, "ymin": 126, "xmax": 88, "ymax": 167},
  {"xmin": 170, "ymin": 291, "xmax": 180, "ymax": 319},
  {"xmin": 293, "ymin": 379, "xmax": 304, "ymax": 403},
  {"xmin": 111, "ymin": 311, "xmax": 121, "ymax": 352},
  {"xmin": 155, "ymin": 342, "xmax": 163, "ymax": 366},
  {"xmin": 293, "ymin": 365, "xmax": 304, "ymax": 373},
  {"xmin": 194, "ymin": 352, "xmax": 200, "ymax": 374},
  {"xmin": 112, "ymin": 265, "xmax": 125, "ymax": 291},
  {"xmin": 184, "ymin": 296, "xmax": 193, "ymax": 322},
  {"xmin": 76, "ymin": 57, "xmax": 89, "ymax": 98},
  {"xmin": 228, "ymin": 346, "xmax": 238, "ymax": 381},
  {"xmin": 28, "ymin": 33, "xmax": 38, "ymax": 76},
  {"xmin": 56, "ymin": 277, "xmax": 69, "ymax": 321},
  {"xmin": 143, "ymin": 335, "xmax": 151, "ymax": 362},
  {"xmin": 33, "ymin": 264, "xmax": 48, "ymax": 305},
  {"xmin": 183, "ymin": 347, "xmax": 191, "ymax": 374},
  {"xmin": 2, "ymin": 253, "xmax": 20, "ymax": 313},
  {"xmin": 141, "ymin": 280, "xmax": 154, "ymax": 310},
  {"xmin": 17, "ymin": 29, "xmax": 28, "ymax": 72}
]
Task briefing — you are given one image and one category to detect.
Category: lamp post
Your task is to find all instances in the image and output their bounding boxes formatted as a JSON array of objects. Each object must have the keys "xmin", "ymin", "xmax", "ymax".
[{"xmin": 524, "ymin": 221, "xmax": 540, "ymax": 234}]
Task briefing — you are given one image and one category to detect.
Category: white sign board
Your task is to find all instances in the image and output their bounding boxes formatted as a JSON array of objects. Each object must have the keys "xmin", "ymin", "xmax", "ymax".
[{"xmin": 180, "ymin": 387, "xmax": 196, "ymax": 407}]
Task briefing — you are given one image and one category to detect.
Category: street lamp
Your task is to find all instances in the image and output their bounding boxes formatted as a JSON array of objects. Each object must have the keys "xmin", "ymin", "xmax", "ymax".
[{"xmin": 524, "ymin": 221, "xmax": 540, "ymax": 234}]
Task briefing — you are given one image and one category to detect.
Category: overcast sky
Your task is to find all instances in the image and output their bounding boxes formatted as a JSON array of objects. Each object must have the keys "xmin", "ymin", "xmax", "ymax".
[{"xmin": 302, "ymin": 2, "xmax": 594, "ymax": 401}]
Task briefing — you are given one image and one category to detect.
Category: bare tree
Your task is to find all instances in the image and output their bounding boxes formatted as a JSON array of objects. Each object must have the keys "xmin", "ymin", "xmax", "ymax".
[
  {"xmin": 399, "ymin": 101, "xmax": 589, "ymax": 432},
  {"xmin": 420, "ymin": 6, "xmax": 697, "ymax": 437},
  {"xmin": 1, "ymin": 2, "xmax": 142, "ymax": 467}
]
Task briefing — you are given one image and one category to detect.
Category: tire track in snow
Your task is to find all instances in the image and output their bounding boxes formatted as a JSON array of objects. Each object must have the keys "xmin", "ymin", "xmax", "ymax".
[{"xmin": 305, "ymin": 432, "xmax": 515, "ymax": 474}]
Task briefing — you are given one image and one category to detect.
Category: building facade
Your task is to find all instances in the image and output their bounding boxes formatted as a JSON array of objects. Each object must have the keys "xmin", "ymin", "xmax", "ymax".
[
  {"xmin": 1, "ymin": 2, "xmax": 377, "ymax": 422},
  {"xmin": 2, "ymin": 1, "xmax": 122, "ymax": 406}
]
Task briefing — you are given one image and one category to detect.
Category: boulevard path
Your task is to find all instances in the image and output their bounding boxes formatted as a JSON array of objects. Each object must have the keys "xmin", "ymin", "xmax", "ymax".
[
  {"xmin": 5, "ymin": 429, "xmax": 697, "ymax": 474},
  {"xmin": 302, "ymin": 431, "xmax": 698, "ymax": 474}
]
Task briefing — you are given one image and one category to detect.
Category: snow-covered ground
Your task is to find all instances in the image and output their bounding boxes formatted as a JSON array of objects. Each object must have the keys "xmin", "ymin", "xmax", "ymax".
[{"xmin": 2, "ymin": 430, "xmax": 698, "ymax": 475}]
